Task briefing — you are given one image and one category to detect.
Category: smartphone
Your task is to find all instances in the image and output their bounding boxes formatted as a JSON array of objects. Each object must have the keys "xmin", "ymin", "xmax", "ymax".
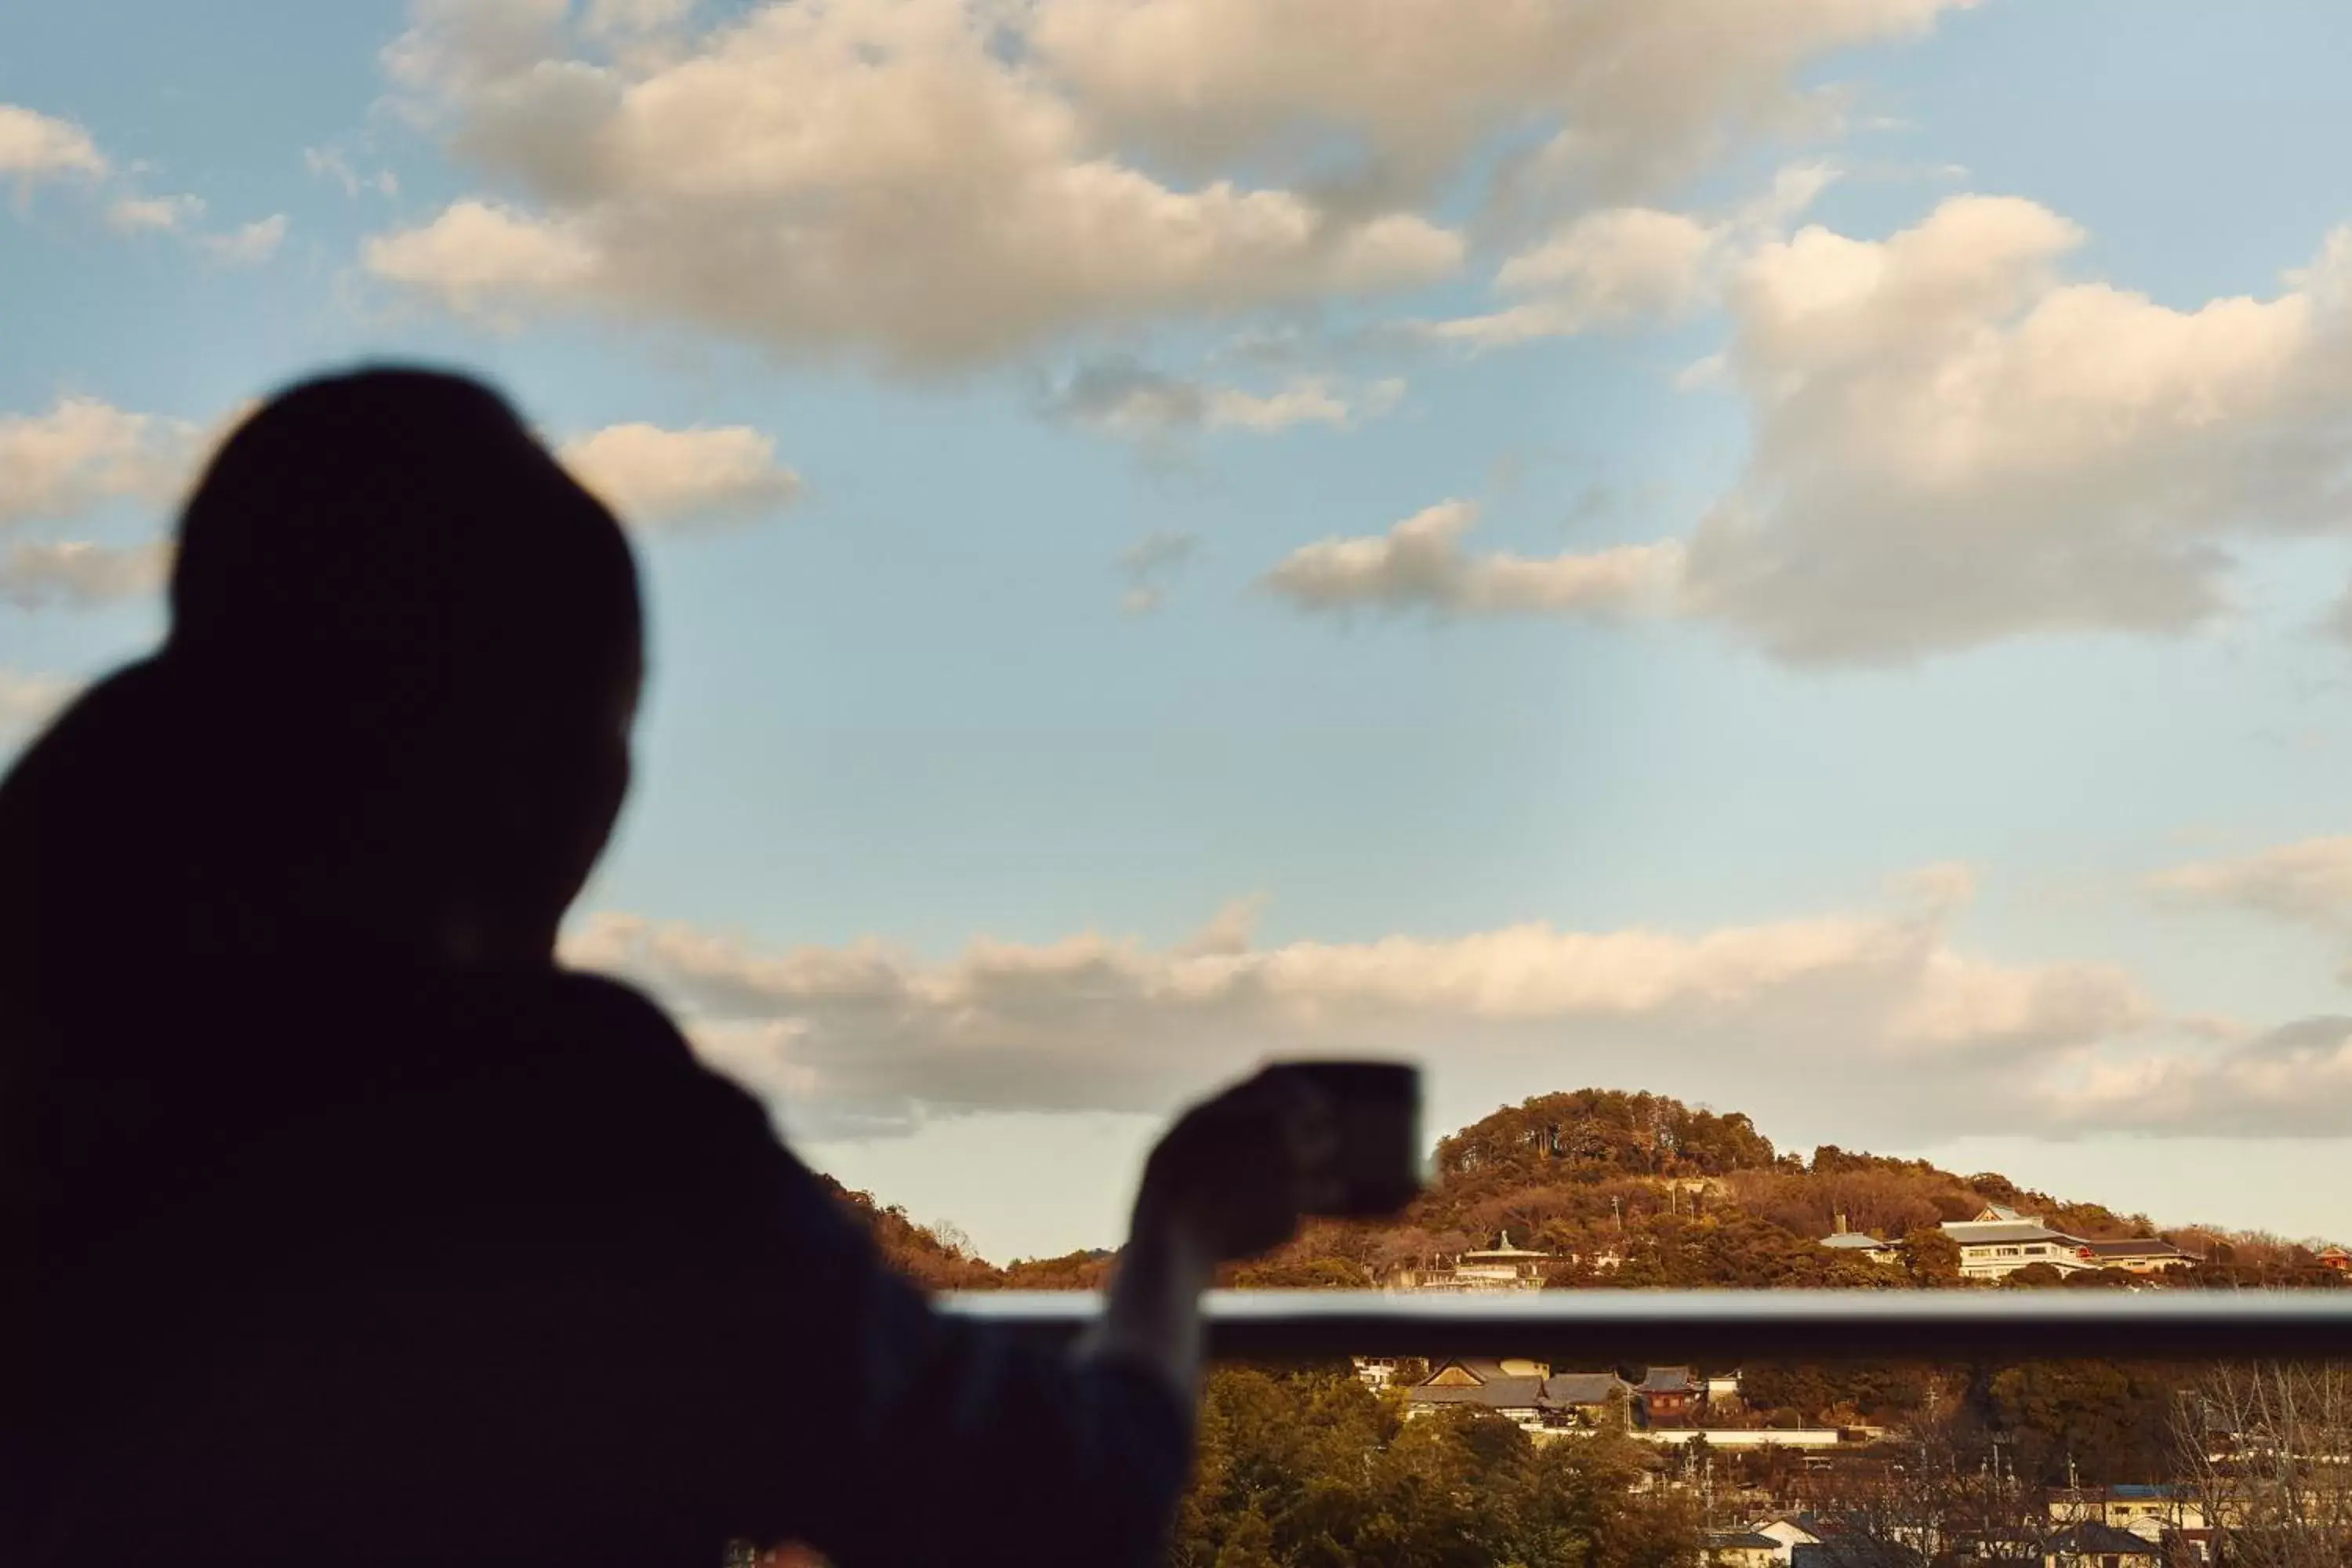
[{"xmin": 1269, "ymin": 1059, "xmax": 1424, "ymax": 1218}]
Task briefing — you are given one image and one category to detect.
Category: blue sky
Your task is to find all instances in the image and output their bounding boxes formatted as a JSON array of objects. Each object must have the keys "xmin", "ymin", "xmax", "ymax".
[{"xmin": 9, "ymin": 0, "xmax": 2352, "ymax": 1260}]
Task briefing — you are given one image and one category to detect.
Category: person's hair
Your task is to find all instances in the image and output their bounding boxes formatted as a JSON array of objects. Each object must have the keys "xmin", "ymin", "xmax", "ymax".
[{"xmin": 0, "ymin": 366, "xmax": 645, "ymax": 1014}]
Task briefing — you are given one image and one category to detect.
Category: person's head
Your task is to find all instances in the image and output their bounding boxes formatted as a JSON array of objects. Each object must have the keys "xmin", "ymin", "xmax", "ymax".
[
  {"xmin": 164, "ymin": 365, "xmax": 646, "ymax": 963},
  {"xmin": 0, "ymin": 367, "xmax": 644, "ymax": 985}
]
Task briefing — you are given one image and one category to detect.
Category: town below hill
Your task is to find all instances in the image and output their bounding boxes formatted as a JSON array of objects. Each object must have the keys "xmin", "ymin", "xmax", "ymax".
[{"xmin": 804, "ymin": 1090, "xmax": 2352, "ymax": 1566}]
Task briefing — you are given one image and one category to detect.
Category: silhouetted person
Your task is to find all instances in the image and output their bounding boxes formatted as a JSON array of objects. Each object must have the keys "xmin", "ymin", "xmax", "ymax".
[{"xmin": 0, "ymin": 368, "xmax": 1320, "ymax": 1566}]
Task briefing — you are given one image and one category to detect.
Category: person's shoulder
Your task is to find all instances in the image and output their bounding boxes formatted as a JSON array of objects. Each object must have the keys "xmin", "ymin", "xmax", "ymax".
[
  {"xmin": 539, "ymin": 967, "xmax": 695, "ymax": 1054},
  {"xmin": 532, "ymin": 967, "xmax": 775, "ymax": 1123}
]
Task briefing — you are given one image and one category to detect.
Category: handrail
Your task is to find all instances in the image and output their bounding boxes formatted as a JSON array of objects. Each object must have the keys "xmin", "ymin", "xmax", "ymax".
[{"xmin": 938, "ymin": 1289, "xmax": 2352, "ymax": 1361}]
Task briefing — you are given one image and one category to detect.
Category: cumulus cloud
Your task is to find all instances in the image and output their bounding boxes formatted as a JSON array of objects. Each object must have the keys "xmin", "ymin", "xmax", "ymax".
[
  {"xmin": 2149, "ymin": 836, "xmax": 2352, "ymax": 937},
  {"xmin": 198, "ymin": 213, "xmax": 289, "ymax": 267},
  {"xmin": 1115, "ymin": 528, "xmax": 1199, "ymax": 615},
  {"xmin": 2037, "ymin": 1015, "xmax": 2352, "ymax": 1140},
  {"xmin": 2, "ymin": 103, "xmax": 279, "ymax": 260},
  {"xmin": 558, "ymin": 422, "xmax": 804, "ymax": 533},
  {"xmin": 0, "ymin": 103, "xmax": 107, "ymax": 183},
  {"xmin": 106, "ymin": 193, "xmax": 206, "ymax": 234},
  {"xmin": 365, "ymin": 199, "xmax": 597, "ymax": 310},
  {"xmin": 364, "ymin": 0, "xmax": 1464, "ymax": 372},
  {"xmin": 1675, "ymin": 196, "xmax": 2352, "ymax": 665},
  {"xmin": 1429, "ymin": 165, "xmax": 1837, "ymax": 348},
  {"xmin": 0, "ymin": 397, "xmax": 205, "ymax": 531},
  {"xmin": 0, "ymin": 540, "xmax": 172, "ymax": 609},
  {"xmin": 561, "ymin": 865, "xmax": 2165, "ymax": 1141},
  {"xmin": 1029, "ymin": 0, "xmax": 1968, "ymax": 201},
  {"xmin": 0, "ymin": 670, "xmax": 82, "ymax": 746},
  {"xmin": 1050, "ymin": 356, "xmax": 1403, "ymax": 437},
  {"xmin": 1261, "ymin": 499, "xmax": 1685, "ymax": 620}
]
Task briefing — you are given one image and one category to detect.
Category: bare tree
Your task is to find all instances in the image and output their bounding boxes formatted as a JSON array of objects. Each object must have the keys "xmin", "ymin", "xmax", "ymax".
[{"xmin": 2175, "ymin": 1362, "xmax": 2352, "ymax": 1566}]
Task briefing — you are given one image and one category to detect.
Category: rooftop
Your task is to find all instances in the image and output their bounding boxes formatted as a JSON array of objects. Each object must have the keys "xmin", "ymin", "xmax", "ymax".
[{"xmin": 1940, "ymin": 1221, "xmax": 2085, "ymax": 1246}]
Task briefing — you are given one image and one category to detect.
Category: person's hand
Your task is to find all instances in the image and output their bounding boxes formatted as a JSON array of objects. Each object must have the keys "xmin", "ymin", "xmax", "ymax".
[{"xmin": 1130, "ymin": 1065, "xmax": 1341, "ymax": 1265}]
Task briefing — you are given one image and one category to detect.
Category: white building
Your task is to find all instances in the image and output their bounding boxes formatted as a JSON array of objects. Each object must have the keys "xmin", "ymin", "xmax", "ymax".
[
  {"xmin": 1940, "ymin": 1203, "xmax": 2096, "ymax": 1280},
  {"xmin": 1387, "ymin": 1232, "xmax": 1557, "ymax": 1290}
]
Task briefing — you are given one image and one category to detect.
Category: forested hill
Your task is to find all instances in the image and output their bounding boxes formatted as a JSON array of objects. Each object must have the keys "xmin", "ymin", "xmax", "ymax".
[{"xmin": 823, "ymin": 1087, "xmax": 2342, "ymax": 1291}]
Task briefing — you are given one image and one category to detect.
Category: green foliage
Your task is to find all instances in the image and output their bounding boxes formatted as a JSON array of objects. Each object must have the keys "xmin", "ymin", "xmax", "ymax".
[
  {"xmin": 1432, "ymin": 1091, "xmax": 1777, "ymax": 1189},
  {"xmin": 1174, "ymin": 1365, "xmax": 1701, "ymax": 1568},
  {"xmin": 1981, "ymin": 1361, "xmax": 2184, "ymax": 1484},
  {"xmin": 1896, "ymin": 1227, "xmax": 1962, "ymax": 1286},
  {"xmin": 1588, "ymin": 1213, "xmax": 1904, "ymax": 1290}
]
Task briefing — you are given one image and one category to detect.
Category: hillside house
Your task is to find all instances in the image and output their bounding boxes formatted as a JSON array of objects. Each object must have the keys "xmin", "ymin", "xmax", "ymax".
[
  {"xmin": 2078, "ymin": 1238, "xmax": 2198, "ymax": 1275},
  {"xmin": 1940, "ymin": 1207, "xmax": 2097, "ymax": 1280},
  {"xmin": 1819, "ymin": 1214, "xmax": 1901, "ymax": 1264},
  {"xmin": 1385, "ymin": 1232, "xmax": 1558, "ymax": 1290},
  {"xmin": 2318, "ymin": 1246, "xmax": 2350, "ymax": 1273}
]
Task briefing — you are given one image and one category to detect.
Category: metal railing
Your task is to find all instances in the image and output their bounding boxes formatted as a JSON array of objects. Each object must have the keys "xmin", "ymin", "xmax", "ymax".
[{"xmin": 940, "ymin": 1289, "xmax": 2352, "ymax": 1361}]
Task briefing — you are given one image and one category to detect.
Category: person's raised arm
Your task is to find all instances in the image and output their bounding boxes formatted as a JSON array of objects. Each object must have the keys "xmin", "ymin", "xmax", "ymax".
[{"xmin": 1079, "ymin": 1068, "xmax": 1339, "ymax": 1406}]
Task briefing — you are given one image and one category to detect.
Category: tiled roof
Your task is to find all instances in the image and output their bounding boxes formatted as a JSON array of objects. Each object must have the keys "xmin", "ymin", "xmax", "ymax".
[
  {"xmin": 1638, "ymin": 1366, "xmax": 1696, "ymax": 1393},
  {"xmin": 1821, "ymin": 1232, "xmax": 1893, "ymax": 1249},
  {"xmin": 1407, "ymin": 1377, "xmax": 1546, "ymax": 1410},
  {"xmin": 1708, "ymin": 1533, "xmax": 1781, "ymax": 1549},
  {"xmin": 1544, "ymin": 1372, "xmax": 1628, "ymax": 1406},
  {"xmin": 2050, "ymin": 1522, "xmax": 2160, "ymax": 1555},
  {"xmin": 1942, "ymin": 1221, "xmax": 2083, "ymax": 1246},
  {"xmin": 1790, "ymin": 1538, "xmax": 1922, "ymax": 1567}
]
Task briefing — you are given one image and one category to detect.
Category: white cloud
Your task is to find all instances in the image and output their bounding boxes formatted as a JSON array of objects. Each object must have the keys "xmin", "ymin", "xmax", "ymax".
[
  {"xmin": 365, "ymin": 199, "xmax": 597, "ymax": 309},
  {"xmin": 198, "ymin": 213, "xmax": 289, "ymax": 267},
  {"xmin": 0, "ymin": 540, "xmax": 172, "ymax": 609},
  {"xmin": 2037, "ymin": 1016, "xmax": 2352, "ymax": 1140},
  {"xmin": 0, "ymin": 103, "xmax": 107, "ymax": 183},
  {"xmin": 1029, "ymin": 0, "xmax": 1968, "ymax": 201},
  {"xmin": 1676, "ymin": 196, "xmax": 2352, "ymax": 665},
  {"xmin": 304, "ymin": 145, "xmax": 399, "ymax": 198},
  {"xmin": 0, "ymin": 397, "xmax": 205, "ymax": 531},
  {"xmin": 2149, "ymin": 836, "xmax": 2352, "ymax": 936},
  {"xmin": 1431, "ymin": 164, "xmax": 1837, "ymax": 347},
  {"xmin": 362, "ymin": 0, "xmax": 1465, "ymax": 370},
  {"xmin": 1116, "ymin": 528, "xmax": 1200, "ymax": 615},
  {"xmin": 0, "ymin": 669, "xmax": 82, "ymax": 746},
  {"xmin": 1051, "ymin": 357, "xmax": 1403, "ymax": 437},
  {"xmin": 584, "ymin": 0, "xmax": 699, "ymax": 37},
  {"xmin": 558, "ymin": 422, "xmax": 804, "ymax": 532},
  {"xmin": 100, "ymin": 194, "xmax": 284, "ymax": 263},
  {"xmin": 106, "ymin": 193, "xmax": 205, "ymax": 234},
  {"xmin": 562, "ymin": 866, "xmax": 2159, "ymax": 1140},
  {"xmin": 1261, "ymin": 499, "xmax": 1685, "ymax": 619}
]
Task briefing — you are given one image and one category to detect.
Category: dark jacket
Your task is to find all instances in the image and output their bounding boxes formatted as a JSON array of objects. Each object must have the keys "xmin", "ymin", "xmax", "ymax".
[{"xmin": 2, "ymin": 960, "xmax": 1188, "ymax": 1566}]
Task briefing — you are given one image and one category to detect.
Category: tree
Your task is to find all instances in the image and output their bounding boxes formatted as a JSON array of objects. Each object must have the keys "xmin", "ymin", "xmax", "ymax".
[
  {"xmin": 1898, "ymin": 1227, "xmax": 1962, "ymax": 1287},
  {"xmin": 1170, "ymin": 1365, "xmax": 1701, "ymax": 1567},
  {"xmin": 2176, "ymin": 1361, "xmax": 2352, "ymax": 1567}
]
